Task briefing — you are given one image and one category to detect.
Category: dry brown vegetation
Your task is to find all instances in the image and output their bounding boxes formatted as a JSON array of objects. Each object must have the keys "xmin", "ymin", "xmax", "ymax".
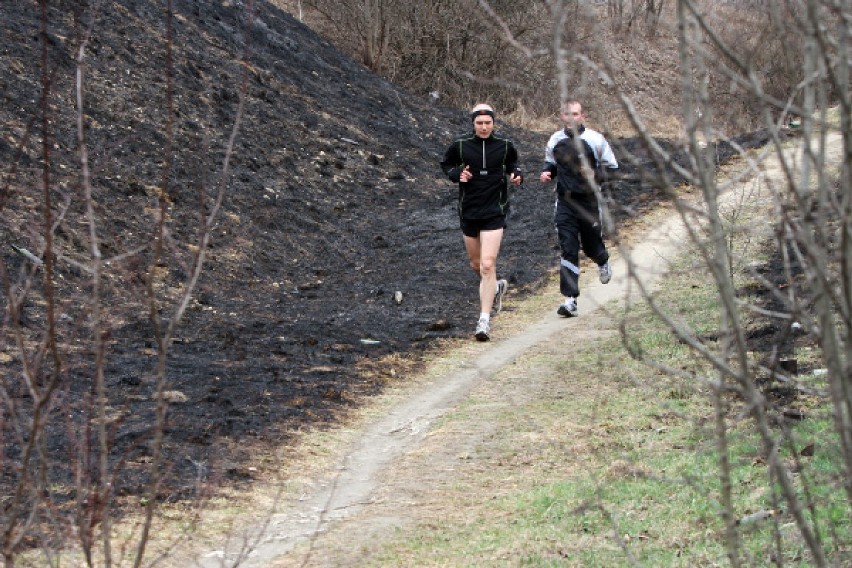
[
  {"xmin": 271, "ymin": 0, "xmax": 813, "ymax": 138},
  {"xmin": 1, "ymin": 0, "xmax": 848, "ymax": 565}
]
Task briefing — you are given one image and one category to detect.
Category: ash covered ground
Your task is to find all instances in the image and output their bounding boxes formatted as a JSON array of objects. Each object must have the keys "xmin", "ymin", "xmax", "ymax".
[{"xmin": 0, "ymin": 0, "xmax": 778, "ymax": 513}]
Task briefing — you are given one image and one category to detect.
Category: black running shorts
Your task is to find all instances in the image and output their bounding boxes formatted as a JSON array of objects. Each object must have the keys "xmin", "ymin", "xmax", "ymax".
[{"xmin": 460, "ymin": 215, "xmax": 507, "ymax": 237}]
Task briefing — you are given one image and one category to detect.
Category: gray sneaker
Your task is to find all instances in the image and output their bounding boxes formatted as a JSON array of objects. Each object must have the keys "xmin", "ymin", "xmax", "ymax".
[
  {"xmin": 598, "ymin": 261, "xmax": 612, "ymax": 284},
  {"xmin": 494, "ymin": 279, "xmax": 508, "ymax": 313},
  {"xmin": 474, "ymin": 317, "xmax": 490, "ymax": 341},
  {"xmin": 557, "ymin": 297, "xmax": 578, "ymax": 317}
]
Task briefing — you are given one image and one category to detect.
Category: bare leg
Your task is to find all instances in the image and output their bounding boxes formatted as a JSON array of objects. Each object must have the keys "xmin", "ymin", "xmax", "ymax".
[{"xmin": 464, "ymin": 229, "xmax": 503, "ymax": 315}]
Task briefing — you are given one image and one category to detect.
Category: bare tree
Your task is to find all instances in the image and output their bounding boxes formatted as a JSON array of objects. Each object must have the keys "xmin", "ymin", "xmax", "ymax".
[
  {"xmin": 0, "ymin": 0, "xmax": 253, "ymax": 565},
  {"xmin": 474, "ymin": 0, "xmax": 848, "ymax": 564},
  {"xmin": 606, "ymin": 0, "xmax": 667, "ymax": 35},
  {"xmin": 608, "ymin": 1, "xmax": 850, "ymax": 565},
  {"xmin": 287, "ymin": 0, "xmax": 565, "ymax": 115}
]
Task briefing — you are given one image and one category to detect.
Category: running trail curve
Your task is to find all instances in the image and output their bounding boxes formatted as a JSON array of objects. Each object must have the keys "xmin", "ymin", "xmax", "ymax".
[{"xmin": 197, "ymin": 131, "xmax": 841, "ymax": 567}]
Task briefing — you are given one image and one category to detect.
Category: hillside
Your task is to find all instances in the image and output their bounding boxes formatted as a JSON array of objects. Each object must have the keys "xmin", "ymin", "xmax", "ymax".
[{"xmin": 0, "ymin": 0, "xmax": 768, "ymax": 528}]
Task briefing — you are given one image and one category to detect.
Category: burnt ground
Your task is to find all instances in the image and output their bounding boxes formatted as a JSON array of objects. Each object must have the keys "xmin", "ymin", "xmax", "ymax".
[{"xmin": 0, "ymin": 0, "xmax": 797, "ymax": 541}]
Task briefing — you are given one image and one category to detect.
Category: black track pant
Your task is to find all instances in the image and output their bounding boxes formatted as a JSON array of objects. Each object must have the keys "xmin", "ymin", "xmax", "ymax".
[{"xmin": 554, "ymin": 194, "xmax": 609, "ymax": 298}]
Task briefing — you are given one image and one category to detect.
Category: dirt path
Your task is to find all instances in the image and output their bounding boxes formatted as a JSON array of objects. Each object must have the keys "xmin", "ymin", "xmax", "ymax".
[
  {"xmin": 195, "ymin": 132, "xmax": 841, "ymax": 568},
  {"xmin": 191, "ymin": 212, "xmax": 686, "ymax": 568}
]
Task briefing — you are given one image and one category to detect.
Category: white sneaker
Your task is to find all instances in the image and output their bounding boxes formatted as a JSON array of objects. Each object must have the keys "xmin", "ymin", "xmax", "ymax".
[
  {"xmin": 474, "ymin": 317, "xmax": 490, "ymax": 341},
  {"xmin": 598, "ymin": 261, "xmax": 612, "ymax": 284},
  {"xmin": 494, "ymin": 279, "xmax": 508, "ymax": 314},
  {"xmin": 557, "ymin": 297, "xmax": 578, "ymax": 317}
]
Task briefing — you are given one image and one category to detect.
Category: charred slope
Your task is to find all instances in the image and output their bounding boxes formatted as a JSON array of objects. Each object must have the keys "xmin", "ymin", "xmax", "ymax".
[
  {"xmin": 0, "ymin": 0, "xmax": 768, "ymax": 503},
  {"xmin": 0, "ymin": 0, "xmax": 554, "ymax": 497}
]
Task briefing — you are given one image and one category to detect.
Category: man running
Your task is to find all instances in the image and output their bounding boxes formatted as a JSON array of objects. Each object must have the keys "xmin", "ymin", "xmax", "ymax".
[
  {"xmin": 440, "ymin": 103, "xmax": 523, "ymax": 341},
  {"xmin": 539, "ymin": 100, "xmax": 618, "ymax": 317}
]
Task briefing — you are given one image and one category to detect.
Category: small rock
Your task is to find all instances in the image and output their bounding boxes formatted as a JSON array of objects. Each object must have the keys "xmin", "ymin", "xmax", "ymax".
[{"xmin": 160, "ymin": 391, "xmax": 188, "ymax": 404}]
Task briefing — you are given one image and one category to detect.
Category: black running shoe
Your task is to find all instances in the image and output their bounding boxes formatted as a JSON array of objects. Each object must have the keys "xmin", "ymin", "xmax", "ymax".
[{"xmin": 556, "ymin": 297, "xmax": 578, "ymax": 317}]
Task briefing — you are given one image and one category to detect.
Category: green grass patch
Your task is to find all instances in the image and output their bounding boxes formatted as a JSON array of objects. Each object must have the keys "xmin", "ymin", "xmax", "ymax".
[{"xmin": 364, "ymin": 235, "xmax": 849, "ymax": 566}]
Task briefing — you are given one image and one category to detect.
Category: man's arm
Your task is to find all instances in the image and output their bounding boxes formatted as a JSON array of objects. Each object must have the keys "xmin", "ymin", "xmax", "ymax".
[
  {"xmin": 439, "ymin": 142, "xmax": 463, "ymax": 182},
  {"xmin": 597, "ymin": 137, "xmax": 618, "ymax": 170},
  {"xmin": 506, "ymin": 142, "xmax": 523, "ymax": 184},
  {"xmin": 539, "ymin": 132, "xmax": 561, "ymax": 182}
]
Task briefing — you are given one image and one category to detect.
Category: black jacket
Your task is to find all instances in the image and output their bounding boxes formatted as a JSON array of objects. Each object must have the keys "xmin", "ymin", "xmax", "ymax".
[
  {"xmin": 541, "ymin": 125, "xmax": 618, "ymax": 198},
  {"xmin": 440, "ymin": 133, "xmax": 522, "ymax": 219}
]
